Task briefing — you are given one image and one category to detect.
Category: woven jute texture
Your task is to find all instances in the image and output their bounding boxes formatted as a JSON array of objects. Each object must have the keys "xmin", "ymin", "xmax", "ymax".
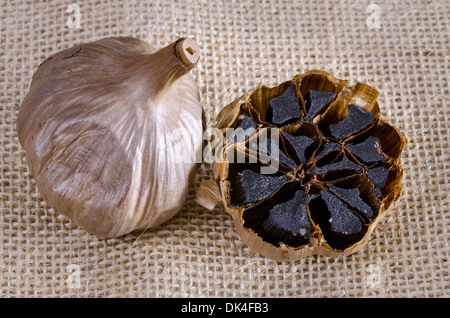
[{"xmin": 1, "ymin": 0, "xmax": 448, "ymax": 297}]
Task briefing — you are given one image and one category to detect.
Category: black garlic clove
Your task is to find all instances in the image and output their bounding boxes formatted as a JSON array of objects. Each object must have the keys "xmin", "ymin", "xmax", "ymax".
[
  {"xmin": 329, "ymin": 104, "xmax": 376, "ymax": 140},
  {"xmin": 267, "ymin": 85, "xmax": 301, "ymax": 126}
]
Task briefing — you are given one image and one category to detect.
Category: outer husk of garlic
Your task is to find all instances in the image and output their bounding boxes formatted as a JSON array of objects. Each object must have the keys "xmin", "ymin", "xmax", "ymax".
[{"xmin": 17, "ymin": 37, "xmax": 204, "ymax": 237}]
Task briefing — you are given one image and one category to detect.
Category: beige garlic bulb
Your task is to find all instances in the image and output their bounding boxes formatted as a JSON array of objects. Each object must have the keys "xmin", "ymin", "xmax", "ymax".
[{"xmin": 17, "ymin": 37, "xmax": 204, "ymax": 237}]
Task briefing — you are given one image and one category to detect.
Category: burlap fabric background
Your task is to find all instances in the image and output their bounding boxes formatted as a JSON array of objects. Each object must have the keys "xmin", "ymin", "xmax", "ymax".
[{"xmin": 0, "ymin": 0, "xmax": 448, "ymax": 297}]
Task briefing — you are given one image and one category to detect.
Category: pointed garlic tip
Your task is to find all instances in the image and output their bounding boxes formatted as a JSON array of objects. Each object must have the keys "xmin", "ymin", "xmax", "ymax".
[{"xmin": 176, "ymin": 38, "xmax": 200, "ymax": 69}]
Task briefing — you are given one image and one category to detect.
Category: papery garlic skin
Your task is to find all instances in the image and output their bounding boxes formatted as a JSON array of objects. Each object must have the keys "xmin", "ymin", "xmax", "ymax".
[{"xmin": 17, "ymin": 37, "xmax": 204, "ymax": 237}]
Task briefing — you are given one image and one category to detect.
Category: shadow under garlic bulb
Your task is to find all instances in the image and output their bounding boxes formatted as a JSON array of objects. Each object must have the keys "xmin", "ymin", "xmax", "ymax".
[{"xmin": 17, "ymin": 37, "xmax": 205, "ymax": 237}]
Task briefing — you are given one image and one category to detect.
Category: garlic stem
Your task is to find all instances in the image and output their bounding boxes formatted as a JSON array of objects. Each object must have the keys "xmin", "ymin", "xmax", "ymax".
[
  {"xmin": 142, "ymin": 38, "xmax": 200, "ymax": 102},
  {"xmin": 175, "ymin": 38, "xmax": 200, "ymax": 69}
]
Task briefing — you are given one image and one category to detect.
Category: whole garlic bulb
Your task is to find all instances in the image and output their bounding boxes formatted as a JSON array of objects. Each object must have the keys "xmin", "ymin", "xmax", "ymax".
[{"xmin": 17, "ymin": 37, "xmax": 204, "ymax": 237}]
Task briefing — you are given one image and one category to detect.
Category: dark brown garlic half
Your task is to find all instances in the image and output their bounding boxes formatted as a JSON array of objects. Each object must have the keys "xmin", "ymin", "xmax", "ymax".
[{"xmin": 197, "ymin": 70, "xmax": 406, "ymax": 261}]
